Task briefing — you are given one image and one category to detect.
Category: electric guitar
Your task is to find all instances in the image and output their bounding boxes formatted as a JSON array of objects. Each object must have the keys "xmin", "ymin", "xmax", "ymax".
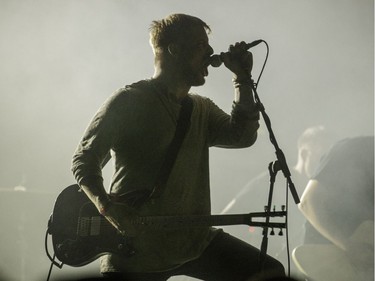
[{"xmin": 48, "ymin": 184, "xmax": 287, "ymax": 267}]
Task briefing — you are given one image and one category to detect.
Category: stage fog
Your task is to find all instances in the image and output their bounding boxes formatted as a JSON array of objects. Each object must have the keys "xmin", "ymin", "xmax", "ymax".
[{"xmin": 0, "ymin": 1, "xmax": 373, "ymax": 280}]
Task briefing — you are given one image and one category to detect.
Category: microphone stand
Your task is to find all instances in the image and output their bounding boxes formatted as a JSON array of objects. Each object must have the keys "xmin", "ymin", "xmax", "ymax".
[
  {"xmin": 250, "ymin": 79, "xmax": 301, "ymax": 273},
  {"xmin": 251, "ymin": 81, "xmax": 300, "ymax": 205}
]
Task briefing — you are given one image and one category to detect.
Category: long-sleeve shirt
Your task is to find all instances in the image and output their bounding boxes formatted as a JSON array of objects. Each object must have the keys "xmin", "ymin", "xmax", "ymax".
[{"xmin": 71, "ymin": 78, "xmax": 259, "ymax": 272}]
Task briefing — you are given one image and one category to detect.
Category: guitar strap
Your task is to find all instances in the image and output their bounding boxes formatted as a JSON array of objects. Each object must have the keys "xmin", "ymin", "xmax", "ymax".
[{"xmin": 149, "ymin": 95, "xmax": 193, "ymax": 199}]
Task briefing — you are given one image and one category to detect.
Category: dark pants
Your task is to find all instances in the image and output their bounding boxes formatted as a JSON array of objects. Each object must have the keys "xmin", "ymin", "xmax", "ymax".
[{"xmin": 103, "ymin": 231, "xmax": 285, "ymax": 281}]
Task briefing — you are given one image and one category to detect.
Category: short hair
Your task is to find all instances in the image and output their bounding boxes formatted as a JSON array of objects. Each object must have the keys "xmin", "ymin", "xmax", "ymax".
[
  {"xmin": 149, "ymin": 13, "xmax": 211, "ymax": 53},
  {"xmin": 297, "ymin": 125, "xmax": 328, "ymax": 150}
]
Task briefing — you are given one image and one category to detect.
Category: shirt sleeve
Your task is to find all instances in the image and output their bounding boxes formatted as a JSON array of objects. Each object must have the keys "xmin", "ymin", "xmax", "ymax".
[
  {"xmin": 207, "ymin": 83, "xmax": 259, "ymax": 148},
  {"xmin": 71, "ymin": 89, "xmax": 125, "ymax": 184}
]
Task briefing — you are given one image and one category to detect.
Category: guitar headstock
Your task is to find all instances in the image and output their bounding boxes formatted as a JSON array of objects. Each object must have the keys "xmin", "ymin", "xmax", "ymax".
[{"xmin": 246, "ymin": 206, "xmax": 287, "ymax": 232}]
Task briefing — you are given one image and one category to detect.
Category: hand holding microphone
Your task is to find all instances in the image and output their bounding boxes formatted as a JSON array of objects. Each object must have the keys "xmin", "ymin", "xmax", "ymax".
[
  {"xmin": 210, "ymin": 40, "xmax": 262, "ymax": 67},
  {"xmin": 210, "ymin": 40, "xmax": 262, "ymax": 80}
]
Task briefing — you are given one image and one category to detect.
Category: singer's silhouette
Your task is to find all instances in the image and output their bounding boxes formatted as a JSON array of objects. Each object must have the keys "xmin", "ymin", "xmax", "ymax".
[{"xmin": 71, "ymin": 13, "xmax": 284, "ymax": 280}]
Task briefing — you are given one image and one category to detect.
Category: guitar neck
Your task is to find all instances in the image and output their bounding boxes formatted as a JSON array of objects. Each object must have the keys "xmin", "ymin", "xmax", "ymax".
[
  {"xmin": 76, "ymin": 211, "xmax": 286, "ymax": 239},
  {"xmin": 132, "ymin": 211, "xmax": 286, "ymax": 229}
]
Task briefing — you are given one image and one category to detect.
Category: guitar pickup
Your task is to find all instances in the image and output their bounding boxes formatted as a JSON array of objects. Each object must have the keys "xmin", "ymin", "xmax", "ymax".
[{"xmin": 77, "ymin": 216, "xmax": 102, "ymax": 236}]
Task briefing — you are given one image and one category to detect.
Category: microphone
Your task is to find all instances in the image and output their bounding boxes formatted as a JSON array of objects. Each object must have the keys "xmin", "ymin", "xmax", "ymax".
[{"xmin": 209, "ymin": 39, "xmax": 263, "ymax": 67}]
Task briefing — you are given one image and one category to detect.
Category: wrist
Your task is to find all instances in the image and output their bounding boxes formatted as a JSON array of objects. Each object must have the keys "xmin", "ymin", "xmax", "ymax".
[
  {"xmin": 233, "ymin": 76, "xmax": 253, "ymax": 89},
  {"xmin": 233, "ymin": 72, "xmax": 252, "ymax": 82},
  {"xmin": 98, "ymin": 198, "xmax": 113, "ymax": 216},
  {"xmin": 79, "ymin": 177, "xmax": 112, "ymax": 215},
  {"xmin": 233, "ymin": 80, "xmax": 255, "ymax": 104}
]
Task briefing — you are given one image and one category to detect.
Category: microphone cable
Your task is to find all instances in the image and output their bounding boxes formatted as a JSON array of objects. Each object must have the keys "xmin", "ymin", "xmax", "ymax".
[{"xmin": 252, "ymin": 39, "xmax": 269, "ymax": 90}]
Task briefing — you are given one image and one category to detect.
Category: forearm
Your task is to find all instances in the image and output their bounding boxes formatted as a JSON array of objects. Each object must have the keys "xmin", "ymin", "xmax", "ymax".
[
  {"xmin": 79, "ymin": 175, "xmax": 137, "ymax": 236},
  {"xmin": 213, "ymin": 42, "xmax": 259, "ymax": 146},
  {"xmin": 230, "ymin": 70, "xmax": 260, "ymax": 125},
  {"xmin": 233, "ymin": 76, "xmax": 257, "ymax": 107},
  {"xmin": 79, "ymin": 175, "xmax": 111, "ymax": 214},
  {"xmin": 228, "ymin": 78, "xmax": 259, "ymax": 146}
]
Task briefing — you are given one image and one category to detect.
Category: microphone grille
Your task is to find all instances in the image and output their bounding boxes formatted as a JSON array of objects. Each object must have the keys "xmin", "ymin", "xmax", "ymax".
[{"xmin": 209, "ymin": 55, "xmax": 222, "ymax": 68}]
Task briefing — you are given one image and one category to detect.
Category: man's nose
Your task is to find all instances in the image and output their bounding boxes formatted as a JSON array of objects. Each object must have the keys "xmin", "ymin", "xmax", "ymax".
[{"xmin": 207, "ymin": 45, "xmax": 214, "ymax": 56}]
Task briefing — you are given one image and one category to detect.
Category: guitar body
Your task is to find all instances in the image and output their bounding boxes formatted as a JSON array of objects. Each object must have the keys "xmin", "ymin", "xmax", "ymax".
[{"xmin": 48, "ymin": 184, "xmax": 134, "ymax": 267}]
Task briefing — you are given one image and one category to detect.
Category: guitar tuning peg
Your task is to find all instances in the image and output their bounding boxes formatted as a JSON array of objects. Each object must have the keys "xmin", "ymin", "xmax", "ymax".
[
  {"xmin": 264, "ymin": 206, "xmax": 268, "ymax": 212},
  {"xmin": 278, "ymin": 228, "xmax": 283, "ymax": 236},
  {"xmin": 281, "ymin": 205, "xmax": 286, "ymax": 211},
  {"xmin": 273, "ymin": 205, "xmax": 276, "ymax": 212},
  {"xmin": 270, "ymin": 228, "xmax": 275, "ymax": 236}
]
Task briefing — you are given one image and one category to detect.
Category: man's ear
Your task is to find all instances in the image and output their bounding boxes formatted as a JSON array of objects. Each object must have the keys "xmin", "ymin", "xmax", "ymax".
[{"xmin": 167, "ymin": 43, "xmax": 180, "ymax": 57}]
